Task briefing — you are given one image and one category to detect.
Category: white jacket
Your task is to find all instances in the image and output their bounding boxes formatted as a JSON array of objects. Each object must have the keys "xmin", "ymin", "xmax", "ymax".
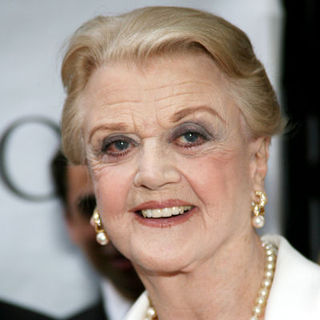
[{"xmin": 124, "ymin": 235, "xmax": 320, "ymax": 319}]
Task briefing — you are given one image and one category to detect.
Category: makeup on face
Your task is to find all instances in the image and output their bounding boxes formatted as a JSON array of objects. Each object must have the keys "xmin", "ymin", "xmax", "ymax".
[
  {"xmin": 88, "ymin": 107, "xmax": 228, "ymax": 166},
  {"xmin": 80, "ymin": 54, "xmax": 255, "ymax": 273}
]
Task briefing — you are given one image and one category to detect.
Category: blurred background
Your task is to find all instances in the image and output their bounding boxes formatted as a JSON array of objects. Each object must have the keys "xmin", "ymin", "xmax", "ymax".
[{"xmin": 0, "ymin": 0, "xmax": 319, "ymax": 318}]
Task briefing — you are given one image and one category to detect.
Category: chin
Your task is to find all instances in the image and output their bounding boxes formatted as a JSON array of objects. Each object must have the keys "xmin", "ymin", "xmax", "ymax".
[{"xmin": 131, "ymin": 247, "xmax": 194, "ymax": 275}]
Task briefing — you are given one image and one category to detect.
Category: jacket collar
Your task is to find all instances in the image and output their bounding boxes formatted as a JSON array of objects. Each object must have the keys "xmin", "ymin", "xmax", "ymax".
[{"xmin": 263, "ymin": 234, "xmax": 320, "ymax": 319}]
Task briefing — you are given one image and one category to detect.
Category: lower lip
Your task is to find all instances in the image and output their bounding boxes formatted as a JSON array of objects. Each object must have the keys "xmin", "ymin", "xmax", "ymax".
[{"xmin": 134, "ymin": 207, "xmax": 196, "ymax": 228}]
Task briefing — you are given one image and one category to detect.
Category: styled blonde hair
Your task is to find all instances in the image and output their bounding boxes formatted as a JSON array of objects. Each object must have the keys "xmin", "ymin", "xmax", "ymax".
[{"xmin": 61, "ymin": 6, "xmax": 286, "ymax": 164}]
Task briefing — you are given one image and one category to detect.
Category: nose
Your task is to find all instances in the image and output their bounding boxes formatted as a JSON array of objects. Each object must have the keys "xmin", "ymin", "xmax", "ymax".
[{"xmin": 133, "ymin": 140, "xmax": 181, "ymax": 190}]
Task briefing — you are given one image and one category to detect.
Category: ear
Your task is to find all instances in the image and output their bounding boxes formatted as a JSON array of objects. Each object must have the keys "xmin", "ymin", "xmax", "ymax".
[{"xmin": 250, "ymin": 137, "xmax": 270, "ymax": 191}]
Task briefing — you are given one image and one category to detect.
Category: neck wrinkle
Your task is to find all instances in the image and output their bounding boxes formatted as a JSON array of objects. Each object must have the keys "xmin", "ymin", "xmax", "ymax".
[{"xmin": 137, "ymin": 231, "xmax": 265, "ymax": 320}]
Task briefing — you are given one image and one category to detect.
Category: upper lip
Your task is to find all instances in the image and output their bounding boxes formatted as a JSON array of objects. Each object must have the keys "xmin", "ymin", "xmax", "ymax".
[{"xmin": 130, "ymin": 199, "xmax": 194, "ymax": 212}]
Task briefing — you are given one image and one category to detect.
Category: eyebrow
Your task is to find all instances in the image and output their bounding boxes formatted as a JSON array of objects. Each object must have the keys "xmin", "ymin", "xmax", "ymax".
[
  {"xmin": 89, "ymin": 106, "xmax": 225, "ymax": 143},
  {"xmin": 88, "ymin": 122, "xmax": 129, "ymax": 143},
  {"xmin": 170, "ymin": 106, "xmax": 225, "ymax": 123}
]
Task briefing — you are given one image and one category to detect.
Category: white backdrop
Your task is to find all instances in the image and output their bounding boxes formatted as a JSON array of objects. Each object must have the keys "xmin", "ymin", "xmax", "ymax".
[{"xmin": 0, "ymin": 0, "xmax": 283, "ymax": 317}]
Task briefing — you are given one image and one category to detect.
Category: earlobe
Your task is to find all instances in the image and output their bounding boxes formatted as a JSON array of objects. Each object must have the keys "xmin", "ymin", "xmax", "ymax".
[{"xmin": 250, "ymin": 137, "xmax": 270, "ymax": 190}]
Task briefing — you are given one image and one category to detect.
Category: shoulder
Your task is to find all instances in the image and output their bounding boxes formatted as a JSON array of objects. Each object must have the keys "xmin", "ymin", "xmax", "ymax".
[
  {"xmin": 263, "ymin": 234, "xmax": 320, "ymax": 319},
  {"xmin": 66, "ymin": 300, "xmax": 107, "ymax": 320}
]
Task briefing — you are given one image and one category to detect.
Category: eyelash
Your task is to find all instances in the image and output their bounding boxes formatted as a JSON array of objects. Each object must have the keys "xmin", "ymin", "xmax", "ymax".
[
  {"xmin": 101, "ymin": 136, "xmax": 137, "ymax": 159},
  {"xmin": 99, "ymin": 124, "xmax": 213, "ymax": 160},
  {"xmin": 171, "ymin": 125, "xmax": 212, "ymax": 149}
]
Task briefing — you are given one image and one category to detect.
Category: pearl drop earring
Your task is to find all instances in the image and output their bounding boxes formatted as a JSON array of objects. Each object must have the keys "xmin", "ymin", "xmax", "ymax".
[
  {"xmin": 251, "ymin": 191, "xmax": 267, "ymax": 229},
  {"xmin": 91, "ymin": 208, "xmax": 109, "ymax": 245}
]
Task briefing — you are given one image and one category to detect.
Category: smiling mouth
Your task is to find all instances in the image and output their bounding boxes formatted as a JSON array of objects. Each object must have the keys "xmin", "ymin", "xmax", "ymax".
[{"xmin": 137, "ymin": 206, "xmax": 193, "ymax": 218}]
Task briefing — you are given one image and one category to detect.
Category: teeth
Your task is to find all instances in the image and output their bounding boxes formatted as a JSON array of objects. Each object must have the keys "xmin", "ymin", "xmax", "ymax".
[{"xmin": 141, "ymin": 206, "xmax": 192, "ymax": 218}]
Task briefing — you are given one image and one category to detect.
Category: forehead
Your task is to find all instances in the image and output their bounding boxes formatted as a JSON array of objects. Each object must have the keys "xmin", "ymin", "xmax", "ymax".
[{"xmin": 80, "ymin": 53, "xmax": 238, "ymax": 129}]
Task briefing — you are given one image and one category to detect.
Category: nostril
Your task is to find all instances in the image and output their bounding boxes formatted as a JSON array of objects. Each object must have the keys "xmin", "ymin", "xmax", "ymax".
[{"xmin": 133, "ymin": 167, "xmax": 181, "ymax": 190}]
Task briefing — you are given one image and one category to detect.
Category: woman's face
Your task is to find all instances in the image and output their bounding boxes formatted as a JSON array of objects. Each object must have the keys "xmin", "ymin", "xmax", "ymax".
[{"xmin": 81, "ymin": 53, "xmax": 267, "ymax": 274}]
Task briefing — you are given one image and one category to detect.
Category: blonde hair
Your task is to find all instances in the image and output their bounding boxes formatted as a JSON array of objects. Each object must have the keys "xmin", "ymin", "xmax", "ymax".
[{"xmin": 61, "ymin": 6, "xmax": 286, "ymax": 164}]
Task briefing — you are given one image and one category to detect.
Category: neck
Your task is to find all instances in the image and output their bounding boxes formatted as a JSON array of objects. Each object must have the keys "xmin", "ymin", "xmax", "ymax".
[{"xmin": 136, "ymin": 232, "xmax": 265, "ymax": 320}]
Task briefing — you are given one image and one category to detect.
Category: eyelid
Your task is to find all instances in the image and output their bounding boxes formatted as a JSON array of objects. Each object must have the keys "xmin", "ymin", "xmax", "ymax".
[
  {"xmin": 170, "ymin": 122, "xmax": 213, "ymax": 141},
  {"xmin": 101, "ymin": 134, "xmax": 138, "ymax": 152}
]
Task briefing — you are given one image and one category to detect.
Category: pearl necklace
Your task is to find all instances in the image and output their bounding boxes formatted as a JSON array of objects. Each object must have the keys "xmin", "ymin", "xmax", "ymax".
[{"xmin": 144, "ymin": 241, "xmax": 278, "ymax": 320}]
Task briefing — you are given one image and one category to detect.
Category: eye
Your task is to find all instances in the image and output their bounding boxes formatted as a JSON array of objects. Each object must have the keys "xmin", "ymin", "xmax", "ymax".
[
  {"xmin": 171, "ymin": 123, "xmax": 212, "ymax": 148},
  {"xmin": 101, "ymin": 135, "xmax": 137, "ymax": 159},
  {"xmin": 182, "ymin": 132, "xmax": 203, "ymax": 143},
  {"xmin": 110, "ymin": 140, "xmax": 130, "ymax": 151},
  {"xmin": 175, "ymin": 131, "xmax": 207, "ymax": 147}
]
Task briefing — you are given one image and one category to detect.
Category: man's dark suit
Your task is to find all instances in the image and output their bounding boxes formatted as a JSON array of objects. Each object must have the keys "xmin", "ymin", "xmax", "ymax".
[{"xmin": 0, "ymin": 300, "xmax": 108, "ymax": 320}]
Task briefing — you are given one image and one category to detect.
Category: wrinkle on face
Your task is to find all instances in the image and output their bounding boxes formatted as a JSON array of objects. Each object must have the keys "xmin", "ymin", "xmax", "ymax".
[
  {"xmin": 78, "ymin": 52, "xmax": 260, "ymax": 274},
  {"xmin": 81, "ymin": 54, "xmax": 232, "ymax": 139}
]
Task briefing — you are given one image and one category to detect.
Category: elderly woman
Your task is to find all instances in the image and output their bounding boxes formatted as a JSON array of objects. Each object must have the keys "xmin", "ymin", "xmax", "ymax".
[{"xmin": 60, "ymin": 6, "xmax": 320, "ymax": 320}]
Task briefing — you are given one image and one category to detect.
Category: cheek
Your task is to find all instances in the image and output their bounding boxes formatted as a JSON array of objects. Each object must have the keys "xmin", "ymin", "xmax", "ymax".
[
  {"xmin": 93, "ymin": 165, "xmax": 134, "ymax": 222},
  {"xmin": 180, "ymin": 150, "xmax": 252, "ymax": 215}
]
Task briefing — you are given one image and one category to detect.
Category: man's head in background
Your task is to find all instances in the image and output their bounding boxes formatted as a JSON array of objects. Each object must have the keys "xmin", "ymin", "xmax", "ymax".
[{"xmin": 51, "ymin": 151, "xmax": 143, "ymax": 301}]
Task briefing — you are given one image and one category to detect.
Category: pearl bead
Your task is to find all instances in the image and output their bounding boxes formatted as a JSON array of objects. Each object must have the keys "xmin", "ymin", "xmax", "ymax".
[
  {"xmin": 266, "ymin": 249, "xmax": 275, "ymax": 256},
  {"xmin": 265, "ymin": 262, "xmax": 275, "ymax": 270},
  {"xmin": 264, "ymin": 270, "xmax": 273, "ymax": 279},
  {"xmin": 252, "ymin": 215, "xmax": 265, "ymax": 228},
  {"xmin": 253, "ymin": 305, "xmax": 262, "ymax": 315},
  {"xmin": 147, "ymin": 307, "xmax": 156, "ymax": 317},
  {"xmin": 259, "ymin": 288, "xmax": 268, "ymax": 297},
  {"xmin": 266, "ymin": 255, "xmax": 275, "ymax": 262},
  {"xmin": 262, "ymin": 278, "xmax": 272, "ymax": 288},
  {"xmin": 256, "ymin": 296, "xmax": 265, "ymax": 305},
  {"xmin": 96, "ymin": 232, "xmax": 108, "ymax": 245}
]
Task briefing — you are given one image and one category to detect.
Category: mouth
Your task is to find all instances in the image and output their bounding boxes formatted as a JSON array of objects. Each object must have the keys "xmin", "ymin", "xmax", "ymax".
[
  {"xmin": 130, "ymin": 200, "xmax": 196, "ymax": 224},
  {"xmin": 137, "ymin": 206, "xmax": 193, "ymax": 218}
]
